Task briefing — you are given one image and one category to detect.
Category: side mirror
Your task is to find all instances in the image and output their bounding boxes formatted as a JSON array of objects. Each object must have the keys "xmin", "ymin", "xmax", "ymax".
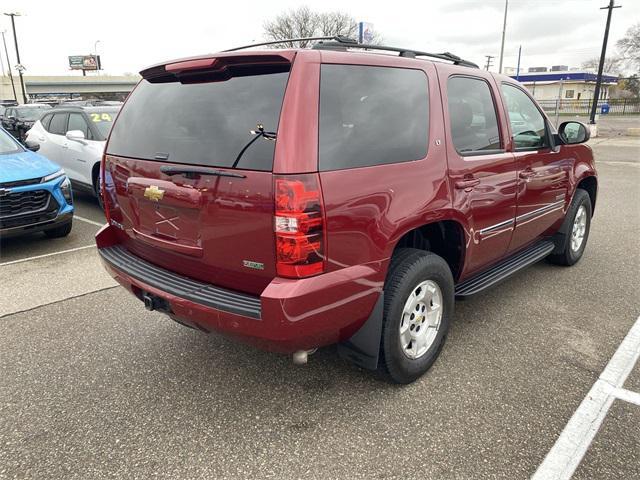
[
  {"xmin": 65, "ymin": 130, "xmax": 86, "ymax": 143},
  {"xmin": 558, "ymin": 121, "xmax": 590, "ymax": 145},
  {"xmin": 24, "ymin": 140, "xmax": 40, "ymax": 152}
]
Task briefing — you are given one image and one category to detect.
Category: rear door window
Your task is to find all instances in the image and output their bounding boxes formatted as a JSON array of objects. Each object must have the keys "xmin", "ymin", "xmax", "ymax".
[
  {"xmin": 49, "ymin": 113, "xmax": 69, "ymax": 136},
  {"xmin": 319, "ymin": 65, "xmax": 428, "ymax": 171},
  {"xmin": 106, "ymin": 67, "xmax": 290, "ymax": 171},
  {"xmin": 68, "ymin": 113, "xmax": 91, "ymax": 139},
  {"xmin": 41, "ymin": 114, "xmax": 52, "ymax": 131},
  {"xmin": 447, "ymin": 76, "xmax": 502, "ymax": 155}
]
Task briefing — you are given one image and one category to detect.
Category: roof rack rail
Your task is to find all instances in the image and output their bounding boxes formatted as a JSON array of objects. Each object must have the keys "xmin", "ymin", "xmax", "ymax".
[
  {"xmin": 313, "ymin": 39, "xmax": 479, "ymax": 68},
  {"xmin": 222, "ymin": 36, "xmax": 478, "ymax": 69},
  {"xmin": 222, "ymin": 36, "xmax": 354, "ymax": 52}
]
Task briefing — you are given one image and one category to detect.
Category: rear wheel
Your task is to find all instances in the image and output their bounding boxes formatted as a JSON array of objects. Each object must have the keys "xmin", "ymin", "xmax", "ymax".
[
  {"xmin": 93, "ymin": 177, "xmax": 104, "ymax": 211},
  {"xmin": 548, "ymin": 189, "xmax": 592, "ymax": 266},
  {"xmin": 44, "ymin": 220, "xmax": 72, "ymax": 238},
  {"xmin": 379, "ymin": 249, "xmax": 454, "ymax": 384}
]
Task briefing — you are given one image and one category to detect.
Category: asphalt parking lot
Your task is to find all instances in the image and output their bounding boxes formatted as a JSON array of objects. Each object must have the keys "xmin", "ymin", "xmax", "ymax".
[{"xmin": 1, "ymin": 135, "xmax": 639, "ymax": 479}]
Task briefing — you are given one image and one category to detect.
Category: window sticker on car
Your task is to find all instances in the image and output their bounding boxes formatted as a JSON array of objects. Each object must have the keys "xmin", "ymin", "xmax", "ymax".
[{"xmin": 90, "ymin": 113, "xmax": 112, "ymax": 122}]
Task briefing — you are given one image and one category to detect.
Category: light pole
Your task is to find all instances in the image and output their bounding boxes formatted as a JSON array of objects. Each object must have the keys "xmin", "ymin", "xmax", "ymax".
[
  {"xmin": 498, "ymin": 0, "xmax": 509, "ymax": 74},
  {"xmin": 94, "ymin": 40, "xmax": 101, "ymax": 74},
  {"xmin": 4, "ymin": 12, "xmax": 27, "ymax": 104},
  {"xmin": 0, "ymin": 30, "xmax": 17, "ymax": 101}
]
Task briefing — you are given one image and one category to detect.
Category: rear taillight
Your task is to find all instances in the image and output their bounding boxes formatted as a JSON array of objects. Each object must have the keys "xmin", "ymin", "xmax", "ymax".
[{"xmin": 274, "ymin": 174, "xmax": 325, "ymax": 278}]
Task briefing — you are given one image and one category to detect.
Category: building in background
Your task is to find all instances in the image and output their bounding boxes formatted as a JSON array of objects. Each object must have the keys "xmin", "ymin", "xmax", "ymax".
[
  {"xmin": 0, "ymin": 75, "xmax": 139, "ymax": 104},
  {"xmin": 510, "ymin": 69, "xmax": 618, "ymax": 101}
]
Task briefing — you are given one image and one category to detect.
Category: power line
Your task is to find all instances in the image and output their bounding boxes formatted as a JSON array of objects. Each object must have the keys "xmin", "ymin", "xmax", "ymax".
[
  {"xmin": 485, "ymin": 55, "xmax": 495, "ymax": 71},
  {"xmin": 589, "ymin": 0, "xmax": 622, "ymax": 124}
]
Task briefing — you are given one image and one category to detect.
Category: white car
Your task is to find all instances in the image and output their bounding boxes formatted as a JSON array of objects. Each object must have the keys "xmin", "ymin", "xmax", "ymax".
[{"xmin": 26, "ymin": 106, "xmax": 119, "ymax": 207}]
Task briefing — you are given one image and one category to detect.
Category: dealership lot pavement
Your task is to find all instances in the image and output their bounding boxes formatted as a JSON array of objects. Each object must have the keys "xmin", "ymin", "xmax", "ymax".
[{"xmin": 1, "ymin": 138, "xmax": 638, "ymax": 479}]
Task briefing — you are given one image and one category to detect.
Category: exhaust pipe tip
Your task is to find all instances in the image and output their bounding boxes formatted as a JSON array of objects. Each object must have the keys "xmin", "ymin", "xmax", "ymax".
[
  {"xmin": 292, "ymin": 350, "xmax": 308, "ymax": 365},
  {"xmin": 292, "ymin": 349, "xmax": 317, "ymax": 365}
]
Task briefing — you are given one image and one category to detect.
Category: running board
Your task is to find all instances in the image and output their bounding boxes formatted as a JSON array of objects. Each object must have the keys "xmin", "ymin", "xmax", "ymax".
[{"xmin": 455, "ymin": 240, "xmax": 555, "ymax": 299}]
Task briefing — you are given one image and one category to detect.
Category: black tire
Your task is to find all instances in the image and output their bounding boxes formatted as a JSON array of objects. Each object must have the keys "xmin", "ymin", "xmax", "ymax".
[
  {"xmin": 44, "ymin": 220, "xmax": 72, "ymax": 238},
  {"xmin": 93, "ymin": 178, "xmax": 105, "ymax": 211},
  {"xmin": 379, "ymin": 248, "xmax": 454, "ymax": 384},
  {"xmin": 548, "ymin": 189, "xmax": 592, "ymax": 266}
]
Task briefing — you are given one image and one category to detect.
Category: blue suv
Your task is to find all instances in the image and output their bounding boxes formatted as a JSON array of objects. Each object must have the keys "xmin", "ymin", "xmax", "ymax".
[{"xmin": 0, "ymin": 126, "xmax": 73, "ymax": 239}]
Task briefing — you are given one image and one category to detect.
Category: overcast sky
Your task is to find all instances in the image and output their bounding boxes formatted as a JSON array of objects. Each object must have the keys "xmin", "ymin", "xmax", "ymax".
[{"xmin": 0, "ymin": 0, "xmax": 637, "ymax": 76}]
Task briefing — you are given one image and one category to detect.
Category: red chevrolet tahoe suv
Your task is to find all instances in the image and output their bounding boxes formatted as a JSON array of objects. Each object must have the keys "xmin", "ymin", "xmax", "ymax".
[{"xmin": 96, "ymin": 37, "xmax": 597, "ymax": 383}]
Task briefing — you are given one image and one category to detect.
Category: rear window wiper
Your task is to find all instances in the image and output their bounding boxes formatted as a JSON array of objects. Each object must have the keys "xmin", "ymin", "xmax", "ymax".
[
  {"xmin": 231, "ymin": 123, "xmax": 276, "ymax": 169},
  {"xmin": 160, "ymin": 165, "xmax": 246, "ymax": 179}
]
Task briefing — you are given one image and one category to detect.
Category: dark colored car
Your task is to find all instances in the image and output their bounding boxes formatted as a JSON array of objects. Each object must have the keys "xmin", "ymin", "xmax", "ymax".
[
  {"xmin": 2, "ymin": 104, "xmax": 52, "ymax": 142},
  {"xmin": 96, "ymin": 38, "xmax": 597, "ymax": 383}
]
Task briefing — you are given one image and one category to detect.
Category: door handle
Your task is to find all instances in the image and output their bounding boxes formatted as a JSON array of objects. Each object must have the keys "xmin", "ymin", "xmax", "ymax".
[
  {"xmin": 519, "ymin": 170, "xmax": 536, "ymax": 180},
  {"xmin": 455, "ymin": 178, "xmax": 480, "ymax": 190}
]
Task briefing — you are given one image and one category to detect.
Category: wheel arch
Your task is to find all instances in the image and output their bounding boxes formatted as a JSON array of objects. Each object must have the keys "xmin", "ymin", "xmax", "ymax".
[
  {"xmin": 576, "ymin": 175, "xmax": 597, "ymax": 215},
  {"xmin": 388, "ymin": 217, "xmax": 467, "ymax": 282}
]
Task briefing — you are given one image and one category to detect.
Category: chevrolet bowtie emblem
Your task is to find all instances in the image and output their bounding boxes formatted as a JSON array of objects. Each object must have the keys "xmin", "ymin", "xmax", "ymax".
[{"xmin": 144, "ymin": 185, "xmax": 165, "ymax": 202}]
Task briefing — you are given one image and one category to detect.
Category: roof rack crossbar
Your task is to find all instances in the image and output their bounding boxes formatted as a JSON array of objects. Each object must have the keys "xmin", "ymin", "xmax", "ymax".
[{"xmin": 222, "ymin": 36, "xmax": 478, "ymax": 69}]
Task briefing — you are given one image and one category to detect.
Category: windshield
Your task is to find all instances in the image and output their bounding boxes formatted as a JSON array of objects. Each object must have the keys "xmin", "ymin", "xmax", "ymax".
[
  {"xmin": 106, "ymin": 66, "xmax": 290, "ymax": 171},
  {"xmin": 87, "ymin": 109, "xmax": 119, "ymax": 140},
  {"xmin": 0, "ymin": 128, "xmax": 21, "ymax": 154},
  {"xmin": 17, "ymin": 107, "xmax": 50, "ymax": 121}
]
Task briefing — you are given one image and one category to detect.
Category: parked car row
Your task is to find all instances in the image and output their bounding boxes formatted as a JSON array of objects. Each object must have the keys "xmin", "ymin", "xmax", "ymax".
[{"xmin": 0, "ymin": 103, "xmax": 119, "ymax": 241}]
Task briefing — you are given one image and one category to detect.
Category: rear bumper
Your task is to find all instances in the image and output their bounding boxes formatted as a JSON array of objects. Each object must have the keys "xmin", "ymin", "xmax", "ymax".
[{"xmin": 96, "ymin": 225, "xmax": 383, "ymax": 353}]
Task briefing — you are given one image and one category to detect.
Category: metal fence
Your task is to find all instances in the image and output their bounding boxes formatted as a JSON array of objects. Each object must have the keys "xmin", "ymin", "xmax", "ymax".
[{"xmin": 536, "ymin": 98, "xmax": 640, "ymax": 115}]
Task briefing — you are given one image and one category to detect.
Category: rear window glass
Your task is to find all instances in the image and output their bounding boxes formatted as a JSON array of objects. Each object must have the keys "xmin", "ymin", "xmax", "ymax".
[
  {"xmin": 106, "ymin": 69, "xmax": 290, "ymax": 171},
  {"xmin": 319, "ymin": 65, "xmax": 428, "ymax": 171},
  {"xmin": 49, "ymin": 113, "xmax": 68, "ymax": 135}
]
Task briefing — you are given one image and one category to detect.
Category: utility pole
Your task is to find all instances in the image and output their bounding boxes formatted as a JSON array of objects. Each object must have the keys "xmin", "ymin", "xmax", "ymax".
[
  {"xmin": 498, "ymin": 0, "xmax": 509, "ymax": 74},
  {"xmin": 589, "ymin": 0, "xmax": 621, "ymax": 124},
  {"xmin": 485, "ymin": 55, "xmax": 495, "ymax": 71},
  {"xmin": 4, "ymin": 13, "xmax": 27, "ymax": 104},
  {"xmin": 0, "ymin": 30, "xmax": 17, "ymax": 102},
  {"xmin": 515, "ymin": 45, "xmax": 522, "ymax": 81}
]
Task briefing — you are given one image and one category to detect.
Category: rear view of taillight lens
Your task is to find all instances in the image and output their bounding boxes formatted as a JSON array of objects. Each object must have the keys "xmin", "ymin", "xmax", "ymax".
[{"xmin": 274, "ymin": 174, "xmax": 325, "ymax": 278}]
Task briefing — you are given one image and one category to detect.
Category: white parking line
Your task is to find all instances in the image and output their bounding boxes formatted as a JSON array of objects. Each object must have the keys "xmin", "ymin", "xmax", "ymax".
[
  {"xmin": 0, "ymin": 245, "xmax": 96, "ymax": 266},
  {"xmin": 532, "ymin": 316, "xmax": 640, "ymax": 480},
  {"xmin": 74, "ymin": 215, "xmax": 105, "ymax": 228}
]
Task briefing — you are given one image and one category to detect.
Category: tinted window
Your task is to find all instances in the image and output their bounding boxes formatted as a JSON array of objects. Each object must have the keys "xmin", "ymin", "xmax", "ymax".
[
  {"xmin": 41, "ymin": 114, "xmax": 52, "ymax": 131},
  {"xmin": 49, "ymin": 113, "xmax": 68, "ymax": 135},
  {"xmin": 107, "ymin": 68, "xmax": 290, "ymax": 171},
  {"xmin": 319, "ymin": 65, "xmax": 428, "ymax": 171},
  {"xmin": 501, "ymin": 83, "xmax": 548, "ymax": 150},
  {"xmin": 87, "ymin": 109, "xmax": 118, "ymax": 140},
  {"xmin": 68, "ymin": 113, "xmax": 90, "ymax": 138},
  {"xmin": 447, "ymin": 77, "xmax": 501, "ymax": 154}
]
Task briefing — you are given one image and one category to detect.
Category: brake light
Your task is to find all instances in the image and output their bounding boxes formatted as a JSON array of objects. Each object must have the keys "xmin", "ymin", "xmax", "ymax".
[{"xmin": 274, "ymin": 174, "xmax": 325, "ymax": 278}]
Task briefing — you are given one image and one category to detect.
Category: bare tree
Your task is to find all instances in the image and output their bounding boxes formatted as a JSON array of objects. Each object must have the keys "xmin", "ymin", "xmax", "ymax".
[
  {"xmin": 263, "ymin": 6, "xmax": 381, "ymax": 48},
  {"xmin": 581, "ymin": 56, "xmax": 623, "ymax": 74},
  {"xmin": 616, "ymin": 23, "xmax": 640, "ymax": 70}
]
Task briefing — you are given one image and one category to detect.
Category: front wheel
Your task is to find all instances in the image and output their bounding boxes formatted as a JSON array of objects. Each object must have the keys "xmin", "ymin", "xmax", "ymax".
[
  {"xmin": 379, "ymin": 249, "xmax": 454, "ymax": 384},
  {"xmin": 548, "ymin": 189, "xmax": 592, "ymax": 266}
]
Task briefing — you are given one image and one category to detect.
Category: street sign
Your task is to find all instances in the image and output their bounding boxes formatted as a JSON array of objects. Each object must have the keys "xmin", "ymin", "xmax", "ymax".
[{"xmin": 358, "ymin": 22, "xmax": 374, "ymax": 44}]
